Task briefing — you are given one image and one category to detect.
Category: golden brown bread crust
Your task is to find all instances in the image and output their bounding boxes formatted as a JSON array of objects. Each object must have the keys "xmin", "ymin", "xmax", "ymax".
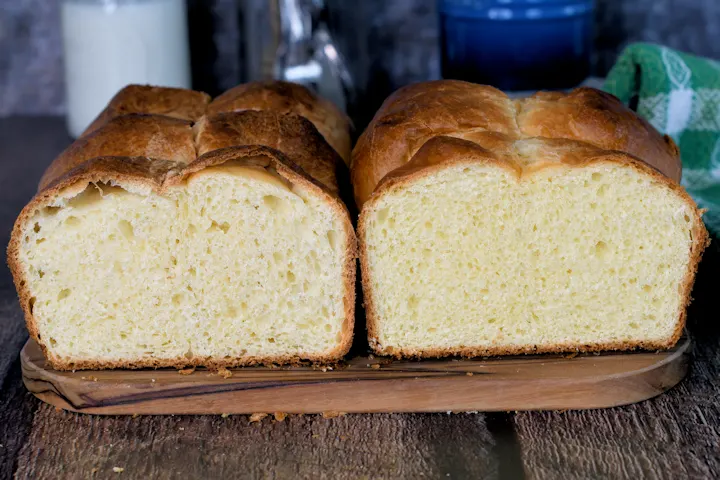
[
  {"xmin": 82, "ymin": 85, "xmax": 211, "ymax": 137},
  {"xmin": 208, "ymin": 81, "xmax": 352, "ymax": 164},
  {"xmin": 351, "ymin": 80, "xmax": 682, "ymax": 208},
  {"xmin": 194, "ymin": 111, "xmax": 343, "ymax": 194},
  {"xmin": 517, "ymin": 88, "xmax": 681, "ymax": 182},
  {"xmin": 353, "ymin": 80, "xmax": 707, "ymax": 358},
  {"xmin": 39, "ymin": 115, "xmax": 195, "ymax": 190},
  {"xmin": 358, "ymin": 135, "xmax": 708, "ymax": 359},
  {"xmin": 8, "ymin": 82, "xmax": 356, "ymax": 370}
]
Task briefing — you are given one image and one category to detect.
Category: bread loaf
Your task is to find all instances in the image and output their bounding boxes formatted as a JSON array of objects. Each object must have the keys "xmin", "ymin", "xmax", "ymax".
[
  {"xmin": 352, "ymin": 80, "xmax": 707, "ymax": 358},
  {"xmin": 208, "ymin": 81, "xmax": 352, "ymax": 164},
  {"xmin": 9, "ymin": 82, "xmax": 356, "ymax": 370}
]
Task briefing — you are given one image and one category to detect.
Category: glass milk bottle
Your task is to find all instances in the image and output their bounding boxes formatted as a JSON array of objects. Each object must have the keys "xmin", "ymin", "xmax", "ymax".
[{"xmin": 61, "ymin": 0, "xmax": 191, "ymax": 137}]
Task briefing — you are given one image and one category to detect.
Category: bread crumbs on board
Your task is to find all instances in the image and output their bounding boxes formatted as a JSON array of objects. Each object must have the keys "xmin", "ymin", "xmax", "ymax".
[
  {"xmin": 178, "ymin": 367, "xmax": 195, "ymax": 375},
  {"xmin": 249, "ymin": 413, "xmax": 267, "ymax": 423},
  {"xmin": 273, "ymin": 412, "xmax": 287, "ymax": 422},
  {"xmin": 216, "ymin": 367, "xmax": 233, "ymax": 378},
  {"xmin": 112, "ymin": 467, "xmax": 124, "ymax": 473},
  {"xmin": 322, "ymin": 411, "xmax": 346, "ymax": 418}
]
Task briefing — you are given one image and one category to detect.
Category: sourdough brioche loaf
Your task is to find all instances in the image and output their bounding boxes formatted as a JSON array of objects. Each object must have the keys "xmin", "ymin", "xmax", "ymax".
[
  {"xmin": 9, "ymin": 82, "xmax": 356, "ymax": 370},
  {"xmin": 352, "ymin": 80, "xmax": 707, "ymax": 358}
]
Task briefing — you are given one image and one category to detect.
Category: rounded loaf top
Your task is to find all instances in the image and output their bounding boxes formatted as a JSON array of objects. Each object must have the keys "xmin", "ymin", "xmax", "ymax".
[
  {"xmin": 208, "ymin": 81, "xmax": 352, "ymax": 165},
  {"xmin": 351, "ymin": 80, "xmax": 680, "ymax": 209}
]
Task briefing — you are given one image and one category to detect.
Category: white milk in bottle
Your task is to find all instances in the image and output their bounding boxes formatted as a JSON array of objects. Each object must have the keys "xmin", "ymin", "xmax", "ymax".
[{"xmin": 61, "ymin": 0, "xmax": 191, "ymax": 137}]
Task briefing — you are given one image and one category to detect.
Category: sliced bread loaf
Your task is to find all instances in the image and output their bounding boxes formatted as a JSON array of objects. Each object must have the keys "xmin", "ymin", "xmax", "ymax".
[
  {"xmin": 352, "ymin": 80, "xmax": 707, "ymax": 358},
  {"xmin": 9, "ymin": 82, "xmax": 356, "ymax": 370}
]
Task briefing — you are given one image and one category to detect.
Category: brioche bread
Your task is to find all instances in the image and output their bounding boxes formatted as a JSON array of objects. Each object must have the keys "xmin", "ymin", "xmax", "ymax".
[
  {"xmin": 9, "ymin": 82, "xmax": 356, "ymax": 370},
  {"xmin": 353, "ymin": 80, "xmax": 707, "ymax": 358},
  {"xmin": 208, "ymin": 81, "xmax": 352, "ymax": 165}
]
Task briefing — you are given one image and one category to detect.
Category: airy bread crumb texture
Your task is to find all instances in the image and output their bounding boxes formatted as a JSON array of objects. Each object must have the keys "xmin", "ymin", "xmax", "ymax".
[
  {"xmin": 19, "ymin": 165, "xmax": 346, "ymax": 365},
  {"xmin": 363, "ymin": 162, "xmax": 699, "ymax": 354}
]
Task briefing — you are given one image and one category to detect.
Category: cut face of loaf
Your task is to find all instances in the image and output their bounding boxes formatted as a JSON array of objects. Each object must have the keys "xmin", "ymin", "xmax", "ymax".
[
  {"xmin": 9, "ymin": 83, "xmax": 356, "ymax": 370},
  {"xmin": 15, "ymin": 155, "xmax": 351, "ymax": 368},
  {"xmin": 354, "ymin": 82, "xmax": 708, "ymax": 357}
]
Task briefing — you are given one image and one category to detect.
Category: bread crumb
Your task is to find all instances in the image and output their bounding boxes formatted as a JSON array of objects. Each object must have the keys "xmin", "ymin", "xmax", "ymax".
[
  {"xmin": 91, "ymin": 467, "xmax": 98, "ymax": 474},
  {"xmin": 368, "ymin": 354, "xmax": 375, "ymax": 360},
  {"xmin": 321, "ymin": 367, "xmax": 328, "ymax": 372},
  {"xmin": 216, "ymin": 367, "xmax": 233, "ymax": 379},
  {"xmin": 221, "ymin": 413, "xmax": 230, "ymax": 418},
  {"xmin": 273, "ymin": 412, "xmax": 287, "ymax": 422},
  {"xmin": 131, "ymin": 413, "xmax": 140, "ymax": 418},
  {"xmin": 178, "ymin": 367, "xmax": 195, "ymax": 375},
  {"xmin": 179, "ymin": 427, "xmax": 184, "ymax": 431},
  {"xmin": 371, "ymin": 364, "xmax": 380, "ymax": 370},
  {"xmin": 249, "ymin": 413, "xmax": 267, "ymax": 423},
  {"xmin": 322, "ymin": 411, "xmax": 346, "ymax": 418},
  {"xmin": 112, "ymin": 467, "xmax": 124, "ymax": 473},
  {"xmin": 151, "ymin": 378, "xmax": 156, "ymax": 383},
  {"xmin": 312, "ymin": 434, "xmax": 319, "ymax": 439},
  {"xmin": 466, "ymin": 372, "xmax": 473, "ymax": 376}
]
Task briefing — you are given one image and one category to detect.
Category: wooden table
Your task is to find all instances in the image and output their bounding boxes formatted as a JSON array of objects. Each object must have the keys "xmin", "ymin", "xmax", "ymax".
[{"xmin": 0, "ymin": 117, "xmax": 718, "ymax": 479}]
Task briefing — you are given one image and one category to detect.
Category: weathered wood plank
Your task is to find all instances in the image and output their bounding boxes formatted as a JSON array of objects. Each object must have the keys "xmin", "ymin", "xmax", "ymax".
[
  {"xmin": 14, "ymin": 408, "xmax": 498, "ymax": 479},
  {"xmin": 0, "ymin": 358, "xmax": 39, "ymax": 480},
  {"xmin": 0, "ymin": 301, "xmax": 38, "ymax": 479}
]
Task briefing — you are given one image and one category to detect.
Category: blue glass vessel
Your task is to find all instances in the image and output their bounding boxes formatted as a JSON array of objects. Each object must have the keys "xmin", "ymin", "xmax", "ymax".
[{"xmin": 439, "ymin": 0, "xmax": 595, "ymax": 90}]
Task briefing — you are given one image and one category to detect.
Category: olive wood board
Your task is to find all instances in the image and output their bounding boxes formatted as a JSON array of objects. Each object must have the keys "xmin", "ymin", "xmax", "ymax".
[{"xmin": 21, "ymin": 336, "xmax": 690, "ymax": 415}]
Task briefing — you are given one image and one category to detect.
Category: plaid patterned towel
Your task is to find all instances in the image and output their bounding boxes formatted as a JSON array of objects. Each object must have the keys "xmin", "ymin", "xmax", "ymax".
[{"xmin": 604, "ymin": 42, "xmax": 720, "ymax": 234}]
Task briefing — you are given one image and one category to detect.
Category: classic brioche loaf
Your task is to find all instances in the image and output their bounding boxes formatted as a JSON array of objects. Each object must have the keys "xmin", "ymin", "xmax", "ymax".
[
  {"xmin": 9, "ymin": 82, "xmax": 356, "ymax": 370},
  {"xmin": 353, "ymin": 80, "xmax": 708, "ymax": 358},
  {"xmin": 208, "ymin": 81, "xmax": 352, "ymax": 164}
]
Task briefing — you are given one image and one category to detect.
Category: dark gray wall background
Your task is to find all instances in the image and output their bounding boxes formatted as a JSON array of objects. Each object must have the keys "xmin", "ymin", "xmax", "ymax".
[{"xmin": 1, "ymin": 0, "xmax": 719, "ymax": 125}]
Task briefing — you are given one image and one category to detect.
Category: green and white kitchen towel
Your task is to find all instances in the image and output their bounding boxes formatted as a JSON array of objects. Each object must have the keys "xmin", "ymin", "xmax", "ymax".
[{"xmin": 604, "ymin": 42, "xmax": 720, "ymax": 235}]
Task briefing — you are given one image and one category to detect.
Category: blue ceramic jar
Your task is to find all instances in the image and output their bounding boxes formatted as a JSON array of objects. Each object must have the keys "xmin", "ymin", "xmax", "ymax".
[{"xmin": 439, "ymin": 0, "xmax": 595, "ymax": 90}]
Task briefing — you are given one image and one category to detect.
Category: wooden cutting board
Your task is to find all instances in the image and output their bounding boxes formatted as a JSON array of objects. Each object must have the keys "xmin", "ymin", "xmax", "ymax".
[{"xmin": 21, "ymin": 336, "xmax": 690, "ymax": 415}]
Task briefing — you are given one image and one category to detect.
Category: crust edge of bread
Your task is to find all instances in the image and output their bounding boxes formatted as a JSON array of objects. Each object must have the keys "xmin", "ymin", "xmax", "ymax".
[
  {"xmin": 8, "ymin": 146, "xmax": 357, "ymax": 370},
  {"xmin": 358, "ymin": 137, "xmax": 709, "ymax": 359}
]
